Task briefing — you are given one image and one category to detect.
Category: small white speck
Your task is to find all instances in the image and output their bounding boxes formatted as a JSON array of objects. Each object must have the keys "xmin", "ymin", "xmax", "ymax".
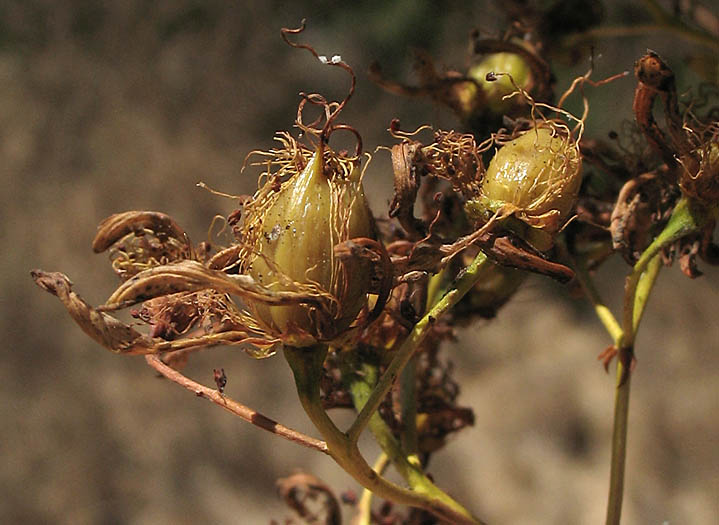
[
  {"xmin": 318, "ymin": 55, "xmax": 328, "ymax": 64},
  {"xmin": 330, "ymin": 55, "xmax": 342, "ymax": 64},
  {"xmin": 268, "ymin": 224, "xmax": 281, "ymax": 242}
]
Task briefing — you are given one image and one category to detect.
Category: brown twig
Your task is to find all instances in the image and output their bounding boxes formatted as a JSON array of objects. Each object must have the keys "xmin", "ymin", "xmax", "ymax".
[{"xmin": 144, "ymin": 354, "xmax": 329, "ymax": 454}]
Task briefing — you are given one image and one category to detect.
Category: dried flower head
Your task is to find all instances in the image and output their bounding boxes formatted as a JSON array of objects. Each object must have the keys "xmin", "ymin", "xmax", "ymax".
[{"xmin": 31, "ymin": 23, "xmax": 390, "ymax": 356}]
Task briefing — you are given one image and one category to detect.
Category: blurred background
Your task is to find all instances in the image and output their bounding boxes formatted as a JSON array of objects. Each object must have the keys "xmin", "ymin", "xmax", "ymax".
[{"xmin": 3, "ymin": 1, "xmax": 718, "ymax": 523}]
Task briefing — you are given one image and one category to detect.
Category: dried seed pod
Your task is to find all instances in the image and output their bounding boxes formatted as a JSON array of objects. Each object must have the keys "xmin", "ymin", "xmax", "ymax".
[
  {"xmin": 242, "ymin": 146, "xmax": 375, "ymax": 344},
  {"xmin": 467, "ymin": 125, "xmax": 582, "ymax": 250}
]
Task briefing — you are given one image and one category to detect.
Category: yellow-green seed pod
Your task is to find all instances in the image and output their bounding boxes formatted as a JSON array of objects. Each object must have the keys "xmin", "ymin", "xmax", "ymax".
[
  {"xmin": 467, "ymin": 52, "xmax": 532, "ymax": 114},
  {"xmin": 467, "ymin": 126, "xmax": 582, "ymax": 250},
  {"xmin": 245, "ymin": 148, "xmax": 375, "ymax": 343}
]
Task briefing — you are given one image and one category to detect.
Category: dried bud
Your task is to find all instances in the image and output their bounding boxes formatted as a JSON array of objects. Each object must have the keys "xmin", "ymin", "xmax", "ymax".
[
  {"xmin": 243, "ymin": 146, "xmax": 375, "ymax": 344},
  {"xmin": 467, "ymin": 125, "xmax": 582, "ymax": 250},
  {"xmin": 680, "ymin": 139, "xmax": 719, "ymax": 204},
  {"xmin": 467, "ymin": 52, "xmax": 532, "ymax": 115}
]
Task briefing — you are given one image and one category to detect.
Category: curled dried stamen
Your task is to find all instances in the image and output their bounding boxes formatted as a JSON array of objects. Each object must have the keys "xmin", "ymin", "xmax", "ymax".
[
  {"xmin": 103, "ymin": 260, "xmax": 327, "ymax": 310},
  {"xmin": 281, "ymin": 20, "xmax": 356, "ymax": 144}
]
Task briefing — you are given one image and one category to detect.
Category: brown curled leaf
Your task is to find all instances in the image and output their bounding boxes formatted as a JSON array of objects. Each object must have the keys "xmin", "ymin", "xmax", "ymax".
[
  {"xmin": 389, "ymin": 140, "xmax": 426, "ymax": 240},
  {"xmin": 92, "ymin": 211, "xmax": 191, "ymax": 253},
  {"xmin": 31, "ymin": 269, "xmax": 277, "ymax": 355},
  {"xmin": 276, "ymin": 472, "xmax": 341, "ymax": 525},
  {"xmin": 104, "ymin": 260, "xmax": 324, "ymax": 309},
  {"xmin": 333, "ymin": 237, "xmax": 393, "ymax": 324},
  {"xmin": 477, "ymin": 235, "xmax": 575, "ymax": 283}
]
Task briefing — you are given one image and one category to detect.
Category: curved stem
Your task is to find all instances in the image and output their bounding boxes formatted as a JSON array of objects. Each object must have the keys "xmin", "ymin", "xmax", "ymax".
[
  {"xmin": 621, "ymin": 197, "xmax": 701, "ymax": 349},
  {"xmin": 348, "ymin": 251, "xmax": 489, "ymax": 443},
  {"xmin": 283, "ymin": 345, "xmax": 483, "ymax": 525},
  {"xmin": 346, "ymin": 360, "xmax": 478, "ymax": 523},
  {"xmin": 355, "ymin": 453, "xmax": 389, "ymax": 525}
]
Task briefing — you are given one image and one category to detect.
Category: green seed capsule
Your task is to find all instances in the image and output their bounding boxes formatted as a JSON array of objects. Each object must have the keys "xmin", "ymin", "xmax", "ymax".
[
  {"xmin": 246, "ymin": 148, "xmax": 375, "ymax": 342},
  {"xmin": 467, "ymin": 52, "xmax": 532, "ymax": 114},
  {"xmin": 467, "ymin": 126, "xmax": 582, "ymax": 250}
]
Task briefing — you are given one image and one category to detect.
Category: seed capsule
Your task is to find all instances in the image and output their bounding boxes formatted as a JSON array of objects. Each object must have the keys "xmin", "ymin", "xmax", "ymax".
[
  {"xmin": 467, "ymin": 126, "xmax": 582, "ymax": 250},
  {"xmin": 244, "ymin": 147, "xmax": 375, "ymax": 343},
  {"xmin": 467, "ymin": 52, "xmax": 532, "ymax": 115}
]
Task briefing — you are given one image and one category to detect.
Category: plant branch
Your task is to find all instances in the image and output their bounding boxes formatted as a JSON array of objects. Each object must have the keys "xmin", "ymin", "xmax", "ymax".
[
  {"xmin": 346, "ymin": 361, "xmax": 452, "ymax": 498},
  {"xmin": 283, "ymin": 345, "xmax": 483, "ymax": 525},
  {"xmin": 144, "ymin": 354, "xmax": 328, "ymax": 454},
  {"xmin": 605, "ymin": 357, "xmax": 632, "ymax": 525},
  {"xmin": 565, "ymin": 245, "xmax": 623, "ymax": 344},
  {"xmin": 347, "ymin": 251, "xmax": 489, "ymax": 444},
  {"xmin": 621, "ymin": 198, "xmax": 706, "ymax": 349},
  {"xmin": 605, "ymin": 197, "xmax": 711, "ymax": 524},
  {"xmin": 355, "ymin": 453, "xmax": 390, "ymax": 525}
]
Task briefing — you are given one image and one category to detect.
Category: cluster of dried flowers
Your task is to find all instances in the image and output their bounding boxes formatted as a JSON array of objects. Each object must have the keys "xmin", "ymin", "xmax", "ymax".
[{"xmin": 32, "ymin": 15, "xmax": 718, "ymax": 525}]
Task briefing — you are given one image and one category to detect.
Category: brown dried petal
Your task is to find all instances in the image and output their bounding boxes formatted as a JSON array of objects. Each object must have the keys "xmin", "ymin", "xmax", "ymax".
[
  {"xmin": 32, "ymin": 269, "xmax": 158, "ymax": 354},
  {"xmin": 276, "ymin": 472, "xmax": 341, "ymax": 525},
  {"xmin": 610, "ymin": 171, "xmax": 677, "ymax": 264},
  {"xmin": 389, "ymin": 141, "xmax": 426, "ymax": 240},
  {"xmin": 31, "ymin": 269, "xmax": 274, "ymax": 355},
  {"xmin": 104, "ymin": 260, "xmax": 324, "ymax": 309},
  {"xmin": 92, "ymin": 211, "xmax": 190, "ymax": 253}
]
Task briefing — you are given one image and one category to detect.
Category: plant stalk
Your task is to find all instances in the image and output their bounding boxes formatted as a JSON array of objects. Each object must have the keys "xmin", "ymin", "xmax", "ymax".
[
  {"xmin": 284, "ymin": 345, "xmax": 483, "ymax": 525},
  {"xmin": 347, "ymin": 251, "xmax": 489, "ymax": 443}
]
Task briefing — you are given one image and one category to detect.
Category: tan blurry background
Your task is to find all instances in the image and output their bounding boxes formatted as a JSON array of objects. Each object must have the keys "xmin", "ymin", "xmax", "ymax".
[{"xmin": 3, "ymin": 1, "xmax": 718, "ymax": 523}]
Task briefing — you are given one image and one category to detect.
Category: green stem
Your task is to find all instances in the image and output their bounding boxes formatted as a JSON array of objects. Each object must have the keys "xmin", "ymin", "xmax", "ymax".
[
  {"xmin": 356, "ymin": 453, "xmax": 389, "ymax": 525},
  {"xmin": 605, "ymin": 198, "xmax": 704, "ymax": 524},
  {"xmin": 631, "ymin": 254, "xmax": 663, "ymax": 333},
  {"xmin": 347, "ymin": 360, "xmax": 473, "ymax": 518},
  {"xmin": 621, "ymin": 197, "xmax": 702, "ymax": 349},
  {"xmin": 283, "ymin": 345, "xmax": 483, "ymax": 525},
  {"xmin": 606, "ymin": 359, "xmax": 632, "ymax": 525},
  {"xmin": 607, "ymin": 252, "xmax": 663, "ymax": 525},
  {"xmin": 347, "ymin": 251, "xmax": 489, "ymax": 444},
  {"xmin": 569, "ymin": 250, "xmax": 623, "ymax": 343},
  {"xmin": 399, "ymin": 355, "xmax": 420, "ymax": 461}
]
